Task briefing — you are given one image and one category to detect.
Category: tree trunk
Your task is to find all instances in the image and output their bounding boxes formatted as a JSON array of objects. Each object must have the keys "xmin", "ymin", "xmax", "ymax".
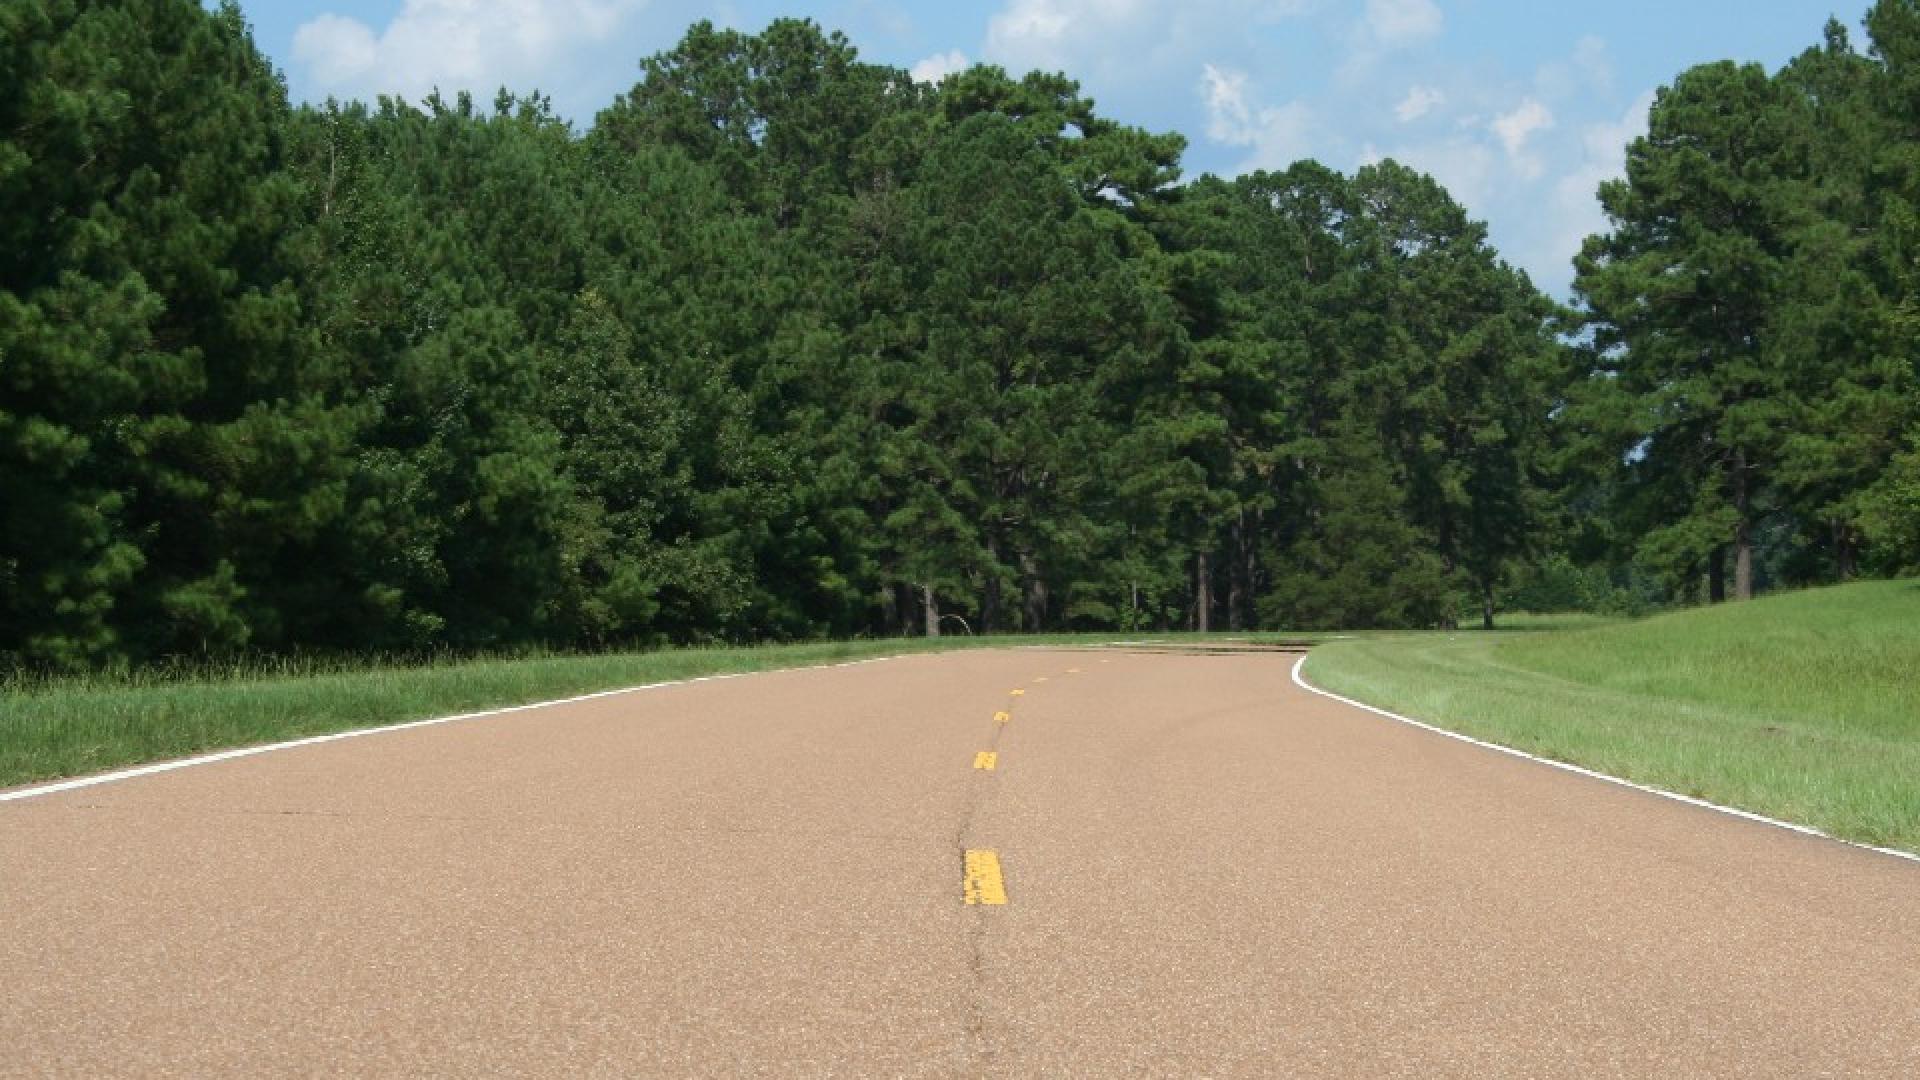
[
  {"xmin": 1708, "ymin": 546, "xmax": 1727, "ymax": 605},
  {"xmin": 1735, "ymin": 527, "xmax": 1754, "ymax": 601},
  {"xmin": 1733, "ymin": 449, "xmax": 1754, "ymax": 601},
  {"xmin": 1481, "ymin": 580, "xmax": 1496, "ymax": 631},
  {"xmin": 1227, "ymin": 512, "xmax": 1247, "ymax": 632},
  {"xmin": 1020, "ymin": 551, "xmax": 1046, "ymax": 631},
  {"xmin": 982, "ymin": 536, "xmax": 1002, "ymax": 634},
  {"xmin": 1194, "ymin": 551, "xmax": 1212, "ymax": 634},
  {"xmin": 1835, "ymin": 521, "xmax": 1857, "ymax": 580},
  {"xmin": 1244, "ymin": 509, "xmax": 1262, "ymax": 630},
  {"xmin": 922, "ymin": 584, "xmax": 939, "ymax": 638},
  {"xmin": 898, "ymin": 583, "xmax": 919, "ymax": 636}
]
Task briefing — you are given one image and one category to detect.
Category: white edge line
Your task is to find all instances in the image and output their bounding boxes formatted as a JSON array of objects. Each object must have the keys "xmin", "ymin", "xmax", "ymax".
[
  {"xmin": 1289, "ymin": 654, "xmax": 1920, "ymax": 867},
  {"xmin": 0, "ymin": 653, "xmax": 913, "ymax": 805}
]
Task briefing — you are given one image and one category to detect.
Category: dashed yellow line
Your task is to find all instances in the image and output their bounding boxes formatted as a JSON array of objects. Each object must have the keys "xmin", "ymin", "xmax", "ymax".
[
  {"xmin": 994, "ymin": 710, "xmax": 1011, "ymax": 724},
  {"xmin": 1009, "ymin": 689, "xmax": 1025, "ymax": 697},
  {"xmin": 1034, "ymin": 676, "xmax": 1049, "ymax": 683},
  {"xmin": 963, "ymin": 850, "xmax": 1007, "ymax": 905},
  {"xmin": 973, "ymin": 751, "xmax": 998, "ymax": 771},
  {"xmin": 1067, "ymin": 667, "xmax": 1082, "ymax": 674}
]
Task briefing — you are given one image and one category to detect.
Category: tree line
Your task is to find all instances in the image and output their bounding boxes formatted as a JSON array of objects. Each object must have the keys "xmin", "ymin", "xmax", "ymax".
[
  {"xmin": 1, "ymin": 1, "xmax": 1915, "ymax": 669},
  {"xmin": 1572, "ymin": 6, "xmax": 1920, "ymax": 602}
]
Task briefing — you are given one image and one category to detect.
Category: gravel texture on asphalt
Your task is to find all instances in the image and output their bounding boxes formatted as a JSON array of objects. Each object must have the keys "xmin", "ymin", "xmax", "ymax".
[{"xmin": 3, "ymin": 647, "xmax": 1915, "ymax": 1076}]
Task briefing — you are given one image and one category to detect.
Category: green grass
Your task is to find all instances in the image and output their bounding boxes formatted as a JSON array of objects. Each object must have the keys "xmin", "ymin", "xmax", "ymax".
[
  {"xmin": 1305, "ymin": 580, "xmax": 1920, "ymax": 854},
  {"xmin": 0, "ymin": 630, "xmax": 1322, "ymax": 790},
  {"xmin": 13, "ymin": 591, "xmax": 1917, "ymax": 856}
]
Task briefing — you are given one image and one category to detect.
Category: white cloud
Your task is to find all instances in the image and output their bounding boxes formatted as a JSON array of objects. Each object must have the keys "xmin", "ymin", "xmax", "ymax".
[
  {"xmin": 1364, "ymin": 0, "xmax": 1442, "ymax": 47},
  {"xmin": 1239, "ymin": 100, "xmax": 1316, "ymax": 172},
  {"xmin": 912, "ymin": 49, "xmax": 971, "ymax": 84},
  {"xmin": 1368, "ymin": 135, "xmax": 1498, "ymax": 211},
  {"xmin": 1202, "ymin": 64, "xmax": 1254, "ymax": 142},
  {"xmin": 1491, "ymin": 98, "xmax": 1554, "ymax": 179},
  {"xmin": 1395, "ymin": 85, "xmax": 1444, "ymax": 123},
  {"xmin": 983, "ymin": 0, "xmax": 1315, "ymax": 87},
  {"xmin": 986, "ymin": 0, "xmax": 1125, "ymax": 72},
  {"xmin": 1337, "ymin": 0, "xmax": 1443, "ymax": 86},
  {"xmin": 844, "ymin": 0, "xmax": 916, "ymax": 41},
  {"xmin": 967, "ymin": 0, "xmax": 1648, "ymax": 302},
  {"xmin": 1573, "ymin": 35, "xmax": 1613, "ymax": 89},
  {"xmin": 990, "ymin": 0, "xmax": 1083, "ymax": 44},
  {"xmin": 1535, "ymin": 34, "xmax": 1614, "ymax": 100},
  {"xmin": 292, "ymin": 0, "xmax": 647, "ymax": 105},
  {"xmin": 1366, "ymin": 85, "xmax": 1649, "ymax": 298},
  {"xmin": 1200, "ymin": 64, "xmax": 1316, "ymax": 172},
  {"xmin": 1492, "ymin": 99, "xmax": 1553, "ymax": 158},
  {"xmin": 1546, "ymin": 90, "xmax": 1655, "ymax": 286},
  {"xmin": 292, "ymin": 14, "xmax": 379, "ymax": 87}
]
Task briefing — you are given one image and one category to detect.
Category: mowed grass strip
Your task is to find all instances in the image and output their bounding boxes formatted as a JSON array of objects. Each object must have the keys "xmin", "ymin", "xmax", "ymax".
[
  {"xmin": 0, "ymin": 630, "xmax": 1325, "ymax": 790},
  {"xmin": 1304, "ymin": 580, "xmax": 1920, "ymax": 854}
]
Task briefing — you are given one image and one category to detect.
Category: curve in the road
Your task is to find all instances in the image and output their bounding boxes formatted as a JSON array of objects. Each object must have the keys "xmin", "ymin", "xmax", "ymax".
[{"xmin": 1290, "ymin": 653, "xmax": 1920, "ymax": 867}]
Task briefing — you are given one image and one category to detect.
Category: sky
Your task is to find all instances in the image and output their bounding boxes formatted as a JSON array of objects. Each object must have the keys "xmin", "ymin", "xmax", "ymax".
[{"xmin": 240, "ymin": 0, "xmax": 1873, "ymax": 300}]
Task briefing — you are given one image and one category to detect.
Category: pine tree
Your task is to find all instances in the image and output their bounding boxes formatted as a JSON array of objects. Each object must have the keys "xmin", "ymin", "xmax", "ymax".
[{"xmin": 1575, "ymin": 62, "xmax": 1817, "ymax": 601}]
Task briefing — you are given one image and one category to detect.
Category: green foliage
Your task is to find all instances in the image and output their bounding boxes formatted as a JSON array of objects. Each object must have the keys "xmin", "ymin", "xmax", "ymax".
[
  {"xmin": 1256, "ymin": 417, "xmax": 1457, "ymax": 630},
  {"xmin": 38, "ymin": 2, "xmax": 1902, "ymax": 671},
  {"xmin": 1499, "ymin": 555, "xmax": 1656, "ymax": 617},
  {"xmin": 1860, "ymin": 435, "xmax": 1920, "ymax": 570},
  {"xmin": 1571, "ymin": 9, "xmax": 1920, "ymax": 599},
  {"xmin": 1, "ymin": 0, "xmax": 330, "ymax": 665}
]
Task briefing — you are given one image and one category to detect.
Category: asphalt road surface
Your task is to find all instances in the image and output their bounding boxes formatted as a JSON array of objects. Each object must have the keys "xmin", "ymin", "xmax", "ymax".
[{"xmin": 4, "ymin": 647, "xmax": 1917, "ymax": 1077}]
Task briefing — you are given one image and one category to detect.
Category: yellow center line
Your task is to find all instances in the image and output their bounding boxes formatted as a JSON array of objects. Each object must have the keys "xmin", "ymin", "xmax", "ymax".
[
  {"xmin": 1067, "ymin": 668, "xmax": 1082, "ymax": 674},
  {"xmin": 1009, "ymin": 689, "xmax": 1025, "ymax": 697},
  {"xmin": 994, "ymin": 710, "xmax": 1012, "ymax": 724},
  {"xmin": 973, "ymin": 751, "xmax": 998, "ymax": 770},
  {"xmin": 1034, "ymin": 676, "xmax": 1049, "ymax": 683},
  {"xmin": 963, "ymin": 850, "xmax": 1007, "ymax": 905}
]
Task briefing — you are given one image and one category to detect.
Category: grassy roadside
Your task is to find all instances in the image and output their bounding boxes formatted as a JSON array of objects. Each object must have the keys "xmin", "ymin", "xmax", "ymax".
[
  {"xmin": 1303, "ymin": 580, "xmax": 1920, "ymax": 854},
  {"xmin": 0, "ymin": 631, "xmax": 1317, "ymax": 790}
]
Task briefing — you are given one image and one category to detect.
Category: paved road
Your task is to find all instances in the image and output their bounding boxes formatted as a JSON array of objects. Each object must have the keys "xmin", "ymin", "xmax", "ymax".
[{"xmin": 3, "ymin": 648, "xmax": 1917, "ymax": 1076}]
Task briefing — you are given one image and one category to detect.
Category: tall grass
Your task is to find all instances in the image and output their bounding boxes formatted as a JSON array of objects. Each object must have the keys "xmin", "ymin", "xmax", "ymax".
[{"xmin": 0, "ymin": 631, "xmax": 1319, "ymax": 789}]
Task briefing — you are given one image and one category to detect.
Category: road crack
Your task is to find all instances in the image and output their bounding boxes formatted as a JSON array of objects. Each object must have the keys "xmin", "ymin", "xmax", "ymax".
[{"xmin": 952, "ymin": 698, "xmax": 1015, "ymax": 1076}]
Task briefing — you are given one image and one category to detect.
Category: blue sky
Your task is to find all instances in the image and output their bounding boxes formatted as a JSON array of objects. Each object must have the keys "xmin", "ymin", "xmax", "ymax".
[{"xmin": 242, "ymin": 0, "xmax": 1870, "ymax": 299}]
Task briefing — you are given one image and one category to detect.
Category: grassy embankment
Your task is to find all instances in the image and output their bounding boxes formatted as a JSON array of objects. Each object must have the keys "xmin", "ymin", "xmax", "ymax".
[
  {"xmin": 1305, "ymin": 579, "xmax": 1920, "ymax": 853},
  {"xmin": 0, "ymin": 631, "xmax": 1315, "ymax": 790}
]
